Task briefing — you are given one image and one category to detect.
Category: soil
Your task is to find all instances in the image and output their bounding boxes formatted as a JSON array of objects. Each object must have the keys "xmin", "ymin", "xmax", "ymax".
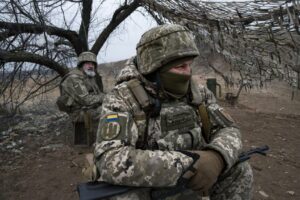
[{"xmin": 0, "ymin": 91, "xmax": 300, "ymax": 200}]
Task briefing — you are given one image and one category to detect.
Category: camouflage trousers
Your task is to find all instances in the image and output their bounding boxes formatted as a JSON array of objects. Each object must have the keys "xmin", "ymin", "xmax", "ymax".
[{"xmin": 108, "ymin": 161, "xmax": 253, "ymax": 200}]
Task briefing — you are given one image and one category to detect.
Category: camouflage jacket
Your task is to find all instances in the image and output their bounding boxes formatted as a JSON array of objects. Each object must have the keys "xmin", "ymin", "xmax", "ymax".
[
  {"xmin": 94, "ymin": 58, "xmax": 242, "ymax": 199},
  {"xmin": 60, "ymin": 69, "xmax": 104, "ymax": 114}
]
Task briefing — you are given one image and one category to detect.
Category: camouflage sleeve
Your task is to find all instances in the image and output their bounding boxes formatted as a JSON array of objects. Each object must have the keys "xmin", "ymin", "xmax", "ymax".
[
  {"xmin": 205, "ymin": 101, "xmax": 242, "ymax": 173},
  {"xmin": 62, "ymin": 75, "xmax": 104, "ymax": 107},
  {"xmin": 196, "ymin": 86, "xmax": 242, "ymax": 173},
  {"xmin": 94, "ymin": 91, "xmax": 194, "ymax": 187}
]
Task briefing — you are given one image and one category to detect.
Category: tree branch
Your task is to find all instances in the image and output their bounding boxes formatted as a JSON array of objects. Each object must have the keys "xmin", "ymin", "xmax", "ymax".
[
  {"xmin": 0, "ymin": 50, "xmax": 68, "ymax": 76},
  {"xmin": 146, "ymin": 8, "xmax": 164, "ymax": 25},
  {"xmin": 78, "ymin": 0, "xmax": 93, "ymax": 51},
  {"xmin": 15, "ymin": 75, "xmax": 61, "ymax": 111},
  {"xmin": 91, "ymin": 0, "xmax": 140, "ymax": 54},
  {"xmin": 0, "ymin": 21, "xmax": 83, "ymax": 55}
]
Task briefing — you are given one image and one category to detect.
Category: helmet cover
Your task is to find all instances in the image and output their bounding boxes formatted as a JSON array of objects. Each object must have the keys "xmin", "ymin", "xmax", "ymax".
[
  {"xmin": 78, "ymin": 51, "xmax": 97, "ymax": 67},
  {"xmin": 136, "ymin": 24, "xmax": 199, "ymax": 75}
]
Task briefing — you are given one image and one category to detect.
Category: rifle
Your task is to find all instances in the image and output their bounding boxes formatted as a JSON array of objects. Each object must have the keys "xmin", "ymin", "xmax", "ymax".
[
  {"xmin": 77, "ymin": 145, "xmax": 269, "ymax": 200},
  {"xmin": 238, "ymin": 145, "xmax": 269, "ymax": 162}
]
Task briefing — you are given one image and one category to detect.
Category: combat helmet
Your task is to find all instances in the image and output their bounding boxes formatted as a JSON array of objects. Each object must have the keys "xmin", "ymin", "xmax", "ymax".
[
  {"xmin": 77, "ymin": 51, "xmax": 97, "ymax": 67},
  {"xmin": 136, "ymin": 24, "xmax": 199, "ymax": 75}
]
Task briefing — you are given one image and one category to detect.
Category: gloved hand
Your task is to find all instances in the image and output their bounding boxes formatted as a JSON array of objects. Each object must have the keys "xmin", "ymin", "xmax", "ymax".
[
  {"xmin": 82, "ymin": 153, "xmax": 99, "ymax": 181},
  {"xmin": 186, "ymin": 150, "xmax": 224, "ymax": 192}
]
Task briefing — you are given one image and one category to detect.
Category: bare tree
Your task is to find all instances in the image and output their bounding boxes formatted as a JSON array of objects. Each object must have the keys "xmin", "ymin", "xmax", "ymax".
[
  {"xmin": 0, "ymin": 0, "xmax": 141, "ymax": 114},
  {"xmin": 0, "ymin": 0, "xmax": 141, "ymax": 73}
]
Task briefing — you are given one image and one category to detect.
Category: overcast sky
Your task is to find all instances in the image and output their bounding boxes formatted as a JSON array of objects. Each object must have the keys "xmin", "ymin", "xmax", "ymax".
[
  {"xmin": 63, "ymin": 0, "xmax": 250, "ymax": 63},
  {"xmin": 95, "ymin": 0, "xmax": 250, "ymax": 63},
  {"xmin": 98, "ymin": 10, "xmax": 156, "ymax": 63},
  {"xmin": 51, "ymin": 1, "xmax": 157, "ymax": 64},
  {"xmin": 84, "ymin": 0, "xmax": 157, "ymax": 64}
]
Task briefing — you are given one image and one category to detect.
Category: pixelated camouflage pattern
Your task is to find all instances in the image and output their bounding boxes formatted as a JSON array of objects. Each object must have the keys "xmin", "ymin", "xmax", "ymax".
[
  {"xmin": 93, "ymin": 59, "xmax": 253, "ymax": 199},
  {"xmin": 210, "ymin": 161, "xmax": 253, "ymax": 200},
  {"xmin": 78, "ymin": 51, "xmax": 97, "ymax": 67},
  {"xmin": 116, "ymin": 58, "xmax": 141, "ymax": 84},
  {"xmin": 155, "ymin": 102, "xmax": 205, "ymax": 150},
  {"xmin": 136, "ymin": 24, "xmax": 199, "ymax": 75},
  {"xmin": 95, "ymin": 95, "xmax": 194, "ymax": 187},
  {"xmin": 60, "ymin": 69, "xmax": 104, "ymax": 120},
  {"xmin": 204, "ymin": 103, "xmax": 243, "ymax": 173},
  {"xmin": 100, "ymin": 161, "xmax": 253, "ymax": 200},
  {"xmin": 190, "ymin": 80, "xmax": 216, "ymax": 105}
]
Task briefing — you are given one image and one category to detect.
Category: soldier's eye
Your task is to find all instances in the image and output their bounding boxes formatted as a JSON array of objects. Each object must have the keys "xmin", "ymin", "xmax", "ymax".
[{"xmin": 175, "ymin": 65, "xmax": 184, "ymax": 68}]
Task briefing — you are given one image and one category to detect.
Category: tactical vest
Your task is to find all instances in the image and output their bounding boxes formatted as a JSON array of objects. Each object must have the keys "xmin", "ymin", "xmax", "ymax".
[
  {"xmin": 125, "ymin": 78, "xmax": 212, "ymax": 150},
  {"xmin": 151, "ymin": 101, "xmax": 205, "ymax": 150}
]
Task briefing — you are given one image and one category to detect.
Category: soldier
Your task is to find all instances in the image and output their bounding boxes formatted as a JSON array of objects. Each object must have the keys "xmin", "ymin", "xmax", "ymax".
[
  {"xmin": 88, "ymin": 24, "xmax": 253, "ymax": 199},
  {"xmin": 57, "ymin": 51, "xmax": 105, "ymax": 145}
]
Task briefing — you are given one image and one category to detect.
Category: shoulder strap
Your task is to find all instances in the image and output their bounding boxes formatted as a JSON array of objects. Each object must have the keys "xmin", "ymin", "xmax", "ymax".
[
  {"xmin": 126, "ymin": 78, "xmax": 153, "ymax": 149},
  {"xmin": 198, "ymin": 104, "xmax": 211, "ymax": 143}
]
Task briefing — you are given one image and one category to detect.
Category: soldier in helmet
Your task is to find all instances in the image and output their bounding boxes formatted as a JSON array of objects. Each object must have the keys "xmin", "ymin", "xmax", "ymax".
[
  {"xmin": 57, "ymin": 51, "xmax": 105, "ymax": 145},
  {"xmin": 87, "ymin": 24, "xmax": 253, "ymax": 199}
]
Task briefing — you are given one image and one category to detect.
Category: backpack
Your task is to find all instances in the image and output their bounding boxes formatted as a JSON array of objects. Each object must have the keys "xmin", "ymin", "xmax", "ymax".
[
  {"xmin": 56, "ymin": 94, "xmax": 72, "ymax": 112},
  {"xmin": 56, "ymin": 73, "xmax": 75, "ymax": 113}
]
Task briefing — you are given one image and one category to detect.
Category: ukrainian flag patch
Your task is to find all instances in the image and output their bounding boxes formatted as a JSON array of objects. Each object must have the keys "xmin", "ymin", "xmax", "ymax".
[
  {"xmin": 106, "ymin": 114, "xmax": 119, "ymax": 122},
  {"xmin": 101, "ymin": 114, "xmax": 121, "ymax": 140}
]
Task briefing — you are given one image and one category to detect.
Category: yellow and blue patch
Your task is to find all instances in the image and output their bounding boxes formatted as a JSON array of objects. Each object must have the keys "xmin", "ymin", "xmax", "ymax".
[
  {"xmin": 100, "ymin": 114, "xmax": 122, "ymax": 140},
  {"xmin": 106, "ymin": 114, "xmax": 119, "ymax": 122}
]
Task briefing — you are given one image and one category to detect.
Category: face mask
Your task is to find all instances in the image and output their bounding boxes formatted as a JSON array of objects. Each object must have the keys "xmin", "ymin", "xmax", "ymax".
[
  {"xmin": 159, "ymin": 71, "xmax": 191, "ymax": 99},
  {"xmin": 84, "ymin": 68, "xmax": 96, "ymax": 77}
]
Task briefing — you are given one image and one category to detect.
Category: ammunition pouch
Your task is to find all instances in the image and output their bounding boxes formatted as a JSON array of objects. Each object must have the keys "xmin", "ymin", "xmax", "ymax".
[
  {"xmin": 157, "ymin": 103, "xmax": 202, "ymax": 150},
  {"xmin": 127, "ymin": 78, "xmax": 161, "ymax": 117},
  {"xmin": 127, "ymin": 79, "xmax": 152, "ymax": 112}
]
